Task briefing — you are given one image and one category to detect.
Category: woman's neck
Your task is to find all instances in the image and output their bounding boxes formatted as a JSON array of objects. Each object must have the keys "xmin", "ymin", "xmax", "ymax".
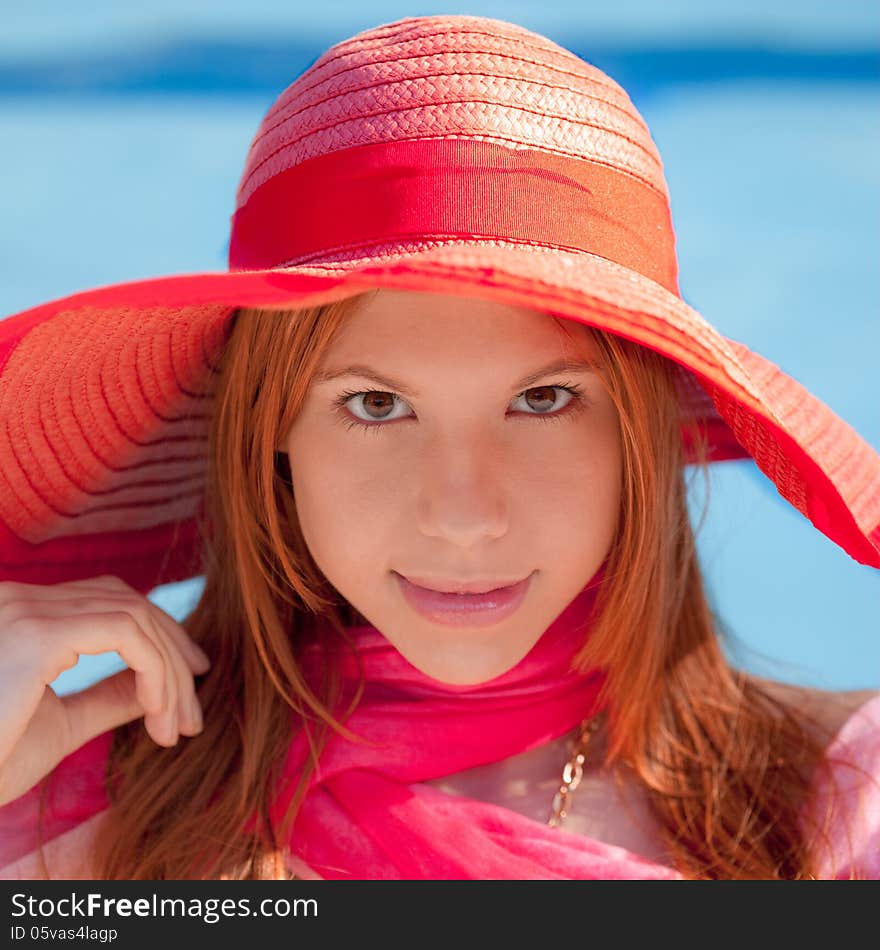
[{"xmin": 423, "ymin": 713, "xmax": 610, "ymax": 805}]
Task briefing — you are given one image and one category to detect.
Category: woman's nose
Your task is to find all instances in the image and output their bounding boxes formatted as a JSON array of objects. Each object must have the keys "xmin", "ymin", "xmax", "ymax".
[{"xmin": 414, "ymin": 433, "xmax": 509, "ymax": 547}]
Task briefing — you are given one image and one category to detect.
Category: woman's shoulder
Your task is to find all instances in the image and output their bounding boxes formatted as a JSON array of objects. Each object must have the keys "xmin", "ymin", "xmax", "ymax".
[
  {"xmin": 0, "ymin": 808, "xmax": 107, "ymax": 879},
  {"xmin": 0, "ymin": 728, "xmax": 114, "ymax": 878},
  {"xmin": 748, "ymin": 678, "xmax": 880, "ymax": 879},
  {"xmin": 749, "ymin": 676, "xmax": 880, "ymax": 745}
]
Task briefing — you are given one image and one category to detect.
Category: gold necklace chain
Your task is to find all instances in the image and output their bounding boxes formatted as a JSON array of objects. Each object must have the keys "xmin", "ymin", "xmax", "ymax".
[{"xmin": 547, "ymin": 712, "xmax": 605, "ymax": 828}]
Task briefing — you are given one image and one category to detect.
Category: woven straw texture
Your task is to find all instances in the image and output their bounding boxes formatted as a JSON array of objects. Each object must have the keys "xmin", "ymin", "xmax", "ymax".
[{"xmin": 236, "ymin": 16, "xmax": 664, "ymax": 210}]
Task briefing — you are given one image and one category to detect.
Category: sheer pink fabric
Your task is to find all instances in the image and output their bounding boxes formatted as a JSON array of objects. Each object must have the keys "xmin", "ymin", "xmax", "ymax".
[
  {"xmin": 807, "ymin": 692, "xmax": 880, "ymax": 878},
  {"xmin": 1, "ymin": 573, "xmax": 877, "ymax": 878}
]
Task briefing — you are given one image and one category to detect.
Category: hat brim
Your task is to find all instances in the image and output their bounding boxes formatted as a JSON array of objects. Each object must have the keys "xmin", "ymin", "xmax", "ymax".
[{"xmin": 1, "ymin": 240, "xmax": 878, "ymax": 592}]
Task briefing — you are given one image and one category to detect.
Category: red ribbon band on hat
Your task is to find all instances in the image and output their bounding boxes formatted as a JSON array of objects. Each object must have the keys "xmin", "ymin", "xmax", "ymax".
[{"xmin": 228, "ymin": 138, "xmax": 680, "ymax": 296}]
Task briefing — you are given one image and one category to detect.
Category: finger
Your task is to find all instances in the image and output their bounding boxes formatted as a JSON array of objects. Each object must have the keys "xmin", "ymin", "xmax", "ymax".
[
  {"xmin": 57, "ymin": 584, "xmax": 211, "ymax": 732},
  {"xmin": 6, "ymin": 604, "xmax": 179, "ymax": 745},
  {"xmin": 1, "ymin": 594, "xmax": 191, "ymax": 742},
  {"xmin": 59, "ymin": 668, "xmax": 151, "ymax": 752},
  {"xmin": 5, "ymin": 610, "xmax": 168, "ymax": 736},
  {"xmin": 148, "ymin": 604, "xmax": 211, "ymax": 675},
  {"xmin": 62, "ymin": 666, "xmax": 201, "ymax": 751},
  {"xmin": 0, "ymin": 579, "xmax": 211, "ymax": 674},
  {"xmin": 91, "ymin": 595, "xmax": 205, "ymax": 736},
  {"xmin": 134, "ymin": 602, "xmax": 202, "ymax": 738}
]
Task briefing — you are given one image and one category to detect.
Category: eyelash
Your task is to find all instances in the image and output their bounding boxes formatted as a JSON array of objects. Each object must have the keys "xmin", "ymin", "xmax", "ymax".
[{"xmin": 332, "ymin": 381, "xmax": 588, "ymax": 433}]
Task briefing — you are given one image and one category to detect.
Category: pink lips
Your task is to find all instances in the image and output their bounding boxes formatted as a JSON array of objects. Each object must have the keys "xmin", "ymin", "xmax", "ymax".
[{"xmin": 393, "ymin": 571, "xmax": 533, "ymax": 627}]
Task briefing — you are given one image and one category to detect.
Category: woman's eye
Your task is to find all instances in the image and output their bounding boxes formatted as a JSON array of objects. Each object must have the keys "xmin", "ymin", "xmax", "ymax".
[
  {"xmin": 335, "ymin": 384, "xmax": 584, "ymax": 430},
  {"xmin": 510, "ymin": 385, "xmax": 577, "ymax": 417},
  {"xmin": 341, "ymin": 390, "xmax": 412, "ymax": 424}
]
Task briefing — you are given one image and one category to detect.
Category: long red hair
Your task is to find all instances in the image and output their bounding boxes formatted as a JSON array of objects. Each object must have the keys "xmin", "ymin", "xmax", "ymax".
[{"xmin": 37, "ymin": 291, "xmax": 861, "ymax": 878}]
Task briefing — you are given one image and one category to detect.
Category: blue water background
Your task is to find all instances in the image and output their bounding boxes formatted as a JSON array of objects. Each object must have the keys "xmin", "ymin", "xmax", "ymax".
[{"xmin": 1, "ymin": 2, "xmax": 877, "ymax": 694}]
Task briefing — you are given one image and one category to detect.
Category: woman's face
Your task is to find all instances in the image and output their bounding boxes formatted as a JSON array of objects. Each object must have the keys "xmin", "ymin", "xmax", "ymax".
[{"xmin": 281, "ymin": 289, "xmax": 622, "ymax": 685}]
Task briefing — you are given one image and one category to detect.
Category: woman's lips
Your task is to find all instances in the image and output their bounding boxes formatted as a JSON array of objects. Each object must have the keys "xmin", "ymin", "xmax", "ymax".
[{"xmin": 393, "ymin": 571, "xmax": 533, "ymax": 627}]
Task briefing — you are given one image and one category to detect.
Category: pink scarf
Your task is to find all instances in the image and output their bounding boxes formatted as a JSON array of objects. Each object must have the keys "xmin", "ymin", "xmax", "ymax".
[{"xmin": 270, "ymin": 573, "xmax": 681, "ymax": 879}]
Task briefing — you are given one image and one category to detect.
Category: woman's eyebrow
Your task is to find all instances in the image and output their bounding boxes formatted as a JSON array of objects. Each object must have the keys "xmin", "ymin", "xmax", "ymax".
[{"xmin": 313, "ymin": 357, "xmax": 599, "ymax": 399}]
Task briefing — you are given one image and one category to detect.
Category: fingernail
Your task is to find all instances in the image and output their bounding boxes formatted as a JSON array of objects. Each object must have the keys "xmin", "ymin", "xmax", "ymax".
[
  {"xmin": 157, "ymin": 710, "xmax": 176, "ymax": 746},
  {"xmin": 190, "ymin": 696, "xmax": 204, "ymax": 731}
]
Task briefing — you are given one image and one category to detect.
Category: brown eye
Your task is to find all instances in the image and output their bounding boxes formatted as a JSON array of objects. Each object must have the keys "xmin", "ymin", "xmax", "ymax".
[
  {"xmin": 344, "ymin": 390, "xmax": 408, "ymax": 423},
  {"xmin": 520, "ymin": 386, "xmax": 572, "ymax": 415},
  {"xmin": 361, "ymin": 392, "xmax": 396, "ymax": 419}
]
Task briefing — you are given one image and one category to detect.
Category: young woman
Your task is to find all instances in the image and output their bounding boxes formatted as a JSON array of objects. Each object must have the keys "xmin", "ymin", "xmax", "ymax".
[{"xmin": 0, "ymin": 14, "xmax": 877, "ymax": 881}]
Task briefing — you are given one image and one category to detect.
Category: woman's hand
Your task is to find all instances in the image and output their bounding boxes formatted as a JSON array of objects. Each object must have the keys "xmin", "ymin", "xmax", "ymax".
[{"xmin": 0, "ymin": 574, "xmax": 211, "ymax": 807}]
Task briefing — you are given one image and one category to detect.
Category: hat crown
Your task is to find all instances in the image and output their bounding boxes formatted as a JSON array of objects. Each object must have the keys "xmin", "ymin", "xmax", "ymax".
[
  {"xmin": 235, "ymin": 15, "xmax": 670, "ymax": 212},
  {"xmin": 226, "ymin": 15, "xmax": 681, "ymax": 294}
]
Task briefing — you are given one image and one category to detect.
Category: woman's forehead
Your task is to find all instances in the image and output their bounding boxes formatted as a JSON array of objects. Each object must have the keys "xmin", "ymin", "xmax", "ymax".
[
  {"xmin": 335, "ymin": 287, "xmax": 596, "ymax": 352},
  {"xmin": 313, "ymin": 300, "xmax": 602, "ymax": 399}
]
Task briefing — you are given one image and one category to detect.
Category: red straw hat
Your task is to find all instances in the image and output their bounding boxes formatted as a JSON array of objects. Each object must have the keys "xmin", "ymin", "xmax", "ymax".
[{"xmin": 1, "ymin": 14, "xmax": 878, "ymax": 593}]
